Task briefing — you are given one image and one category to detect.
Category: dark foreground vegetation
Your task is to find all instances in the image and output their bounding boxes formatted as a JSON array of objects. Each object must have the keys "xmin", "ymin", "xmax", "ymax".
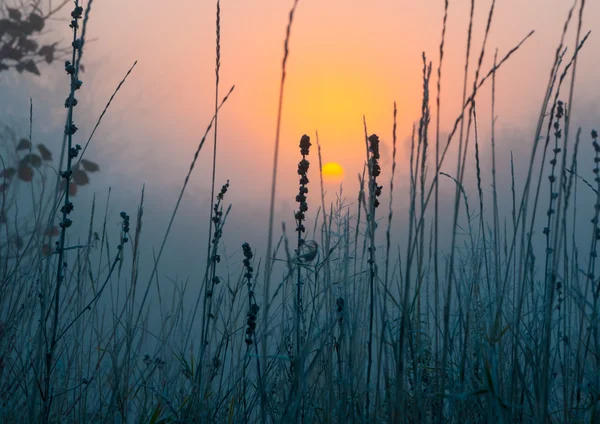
[{"xmin": 1, "ymin": 0, "xmax": 599, "ymax": 422}]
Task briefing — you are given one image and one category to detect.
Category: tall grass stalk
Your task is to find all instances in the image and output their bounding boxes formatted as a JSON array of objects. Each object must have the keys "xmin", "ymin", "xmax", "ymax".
[{"xmin": 263, "ymin": 1, "xmax": 300, "ymax": 421}]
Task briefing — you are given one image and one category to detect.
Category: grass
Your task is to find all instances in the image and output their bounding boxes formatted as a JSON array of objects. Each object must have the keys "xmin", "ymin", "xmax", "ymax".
[{"xmin": 0, "ymin": 0, "xmax": 599, "ymax": 422}]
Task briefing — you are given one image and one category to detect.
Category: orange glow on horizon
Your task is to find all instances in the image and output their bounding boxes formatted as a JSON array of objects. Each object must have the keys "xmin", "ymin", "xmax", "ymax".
[
  {"xmin": 290, "ymin": 72, "xmax": 370, "ymax": 128},
  {"xmin": 64, "ymin": 0, "xmax": 600, "ymax": 203},
  {"xmin": 284, "ymin": 65, "xmax": 401, "ymax": 153}
]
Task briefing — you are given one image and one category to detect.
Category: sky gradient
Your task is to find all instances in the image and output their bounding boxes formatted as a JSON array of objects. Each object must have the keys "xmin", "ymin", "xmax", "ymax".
[{"xmin": 1, "ymin": 0, "xmax": 600, "ymax": 283}]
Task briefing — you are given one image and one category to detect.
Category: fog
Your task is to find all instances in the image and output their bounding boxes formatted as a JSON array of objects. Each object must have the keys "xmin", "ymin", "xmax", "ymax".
[{"xmin": 2, "ymin": 0, "xmax": 599, "ymax": 319}]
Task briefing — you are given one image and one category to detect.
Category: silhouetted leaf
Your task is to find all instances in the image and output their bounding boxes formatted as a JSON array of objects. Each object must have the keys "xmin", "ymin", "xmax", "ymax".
[
  {"xmin": 59, "ymin": 180, "xmax": 78, "ymax": 196},
  {"xmin": 37, "ymin": 144, "xmax": 52, "ymax": 161},
  {"xmin": 17, "ymin": 162, "xmax": 33, "ymax": 182},
  {"xmin": 45, "ymin": 226, "xmax": 60, "ymax": 237},
  {"xmin": 28, "ymin": 13, "xmax": 44, "ymax": 32},
  {"xmin": 19, "ymin": 37, "xmax": 38, "ymax": 52},
  {"xmin": 22, "ymin": 60, "xmax": 40, "ymax": 76},
  {"xmin": 22, "ymin": 154, "xmax": 42, "ymax": 168},
  {"xmin": 41, "ymin": 243, "xmax": 52, "ymax": 256},
  {"xmin": 0, "ymin": 44, "xmax": 23, "ymax": 61},
  {"xmin": 18, "ymin": 20, "xmax": 34, "ymax": 36},
  {"xmin": 7, "ymin": 8, "xmax": 21, "ymax": 21},
  {"xmin": 0, "ymin": 18, "xmax": 20, "ymax": 37},
  {"xmin": 79, "ymin": 64, "xmax": 85, "ymax": 73},
  {"xmin": 0, "ymin": 168, "xmax": 16, "ymax": 179},
  {"xmin": 81, "ymin": 159, "xmax": 99, "ymax": 172},
  {"xmin": 72, "ymin": 169, "xmax": 89, "ymax": 186},
  {"xmin": 0, "ymin": 19, "xmax": 12, "ymax": 34},
  {"xmin": 38, "ymin": 44, "xmax": 55, "ymax": 64},
  {"xmin": 16, "ymin": 138, "xmax": 31, "ymax": 151}
]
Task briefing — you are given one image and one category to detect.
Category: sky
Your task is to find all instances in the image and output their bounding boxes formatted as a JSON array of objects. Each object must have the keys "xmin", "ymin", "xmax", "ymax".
[{"xmin": 1, "ymin": 0, "xmax": 600, "ymax": 292}]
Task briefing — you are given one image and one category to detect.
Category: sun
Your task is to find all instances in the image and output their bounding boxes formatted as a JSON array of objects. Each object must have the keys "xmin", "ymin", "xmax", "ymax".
[{"xmin": 322, "ymin": 162, "xmax": 345, "ymax": 184}]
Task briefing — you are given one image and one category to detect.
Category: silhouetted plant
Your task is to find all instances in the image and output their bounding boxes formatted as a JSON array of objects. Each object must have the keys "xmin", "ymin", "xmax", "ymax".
[
  {"xmin": 0, "ymin": 1, "xmax": 72, "ymax": 76},
  {"xmin": 291, "ymin": 134, "xmax": 311, "ymax": 413},
  {"xmin": 365, "ymin": 132, "xmax": 382, "ymax": 417},
  {"xmin": 367, "ymin": 133, "xmax": 383, "ymax": 209},
  {"xmin": 197, "ymin": 180, "xmax": 230, "ymax": 398}
]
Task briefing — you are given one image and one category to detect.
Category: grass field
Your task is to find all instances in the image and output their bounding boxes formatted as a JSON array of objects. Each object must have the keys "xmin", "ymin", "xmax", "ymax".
[{"xmin": 1, "ymin": 0, "xmax": 599, "ymax": 422}]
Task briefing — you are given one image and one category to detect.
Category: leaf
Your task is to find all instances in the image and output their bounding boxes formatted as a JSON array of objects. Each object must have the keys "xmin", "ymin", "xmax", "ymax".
[
  {"xmin": 28, "ymin": 13, "xmax": 44, "ymax": 32},
  {"xmin": 0, "ymin": 19, "xmax": 12, "ymax": 33},
  {"xmin": 17, "ymin": 163, "xmax": 33, "ymax": 182},
  {"xmin": 79, "ymin": 64, "xmax": 85, "ymax": 73},
  {"xmin": 148, "ymin": 401, "xmax": 163, "ymax": 424},
  {"xmin": 7, "ymin": 8, "xmax": 21, "ymax": 21},
  {"xmin": 228, "ymin": 396, "xmax": 236, "ymax": 424},
  {"xmin": 38, "ymin": 44, "xmax": 55, "ymax": 64},
  {"xmin": 16, "ymin": 138, "xmax": 31, "ymax": 151},
  {"xmin": 0, "ymin": 168, "xmax": 16, "ymax": 179},
  {"xmin": 0, "ymin": 44, "xmax": 22, "ymax": 61},
  {"xmin": 19, "ymin": 37, "xmax": 38, "ymax": 52},
  {"xmin": 60, "ymin": 180, "xmax": 78, "ymax": 196},
  {"xmin": 22, "ymin": 60, "xmax": 40, "ymax": 76},
  {"xmin": 81, "ymin": 159, "xmax": 99, "ymax": 172},
  {"xmin": 45, "ymin": 226, "xmax": 60, "ymax": 237},
  {"xmin": 37, "ymin": 144, "xmax": 52, "ymax": 161},
  {"xmin": 41, "ymin": 244, "xmax": 52, "ymax": 256},
  {"xmin": 22, "ymin": 154, "xmax": 42, "ymax": 168},
  {"xmin": 72, "ymin": 169, "xmax": 89, "ymax": 186},
  {"xmin": 14, "ymin": 236, "xmax": 23, "ymax": 250}
]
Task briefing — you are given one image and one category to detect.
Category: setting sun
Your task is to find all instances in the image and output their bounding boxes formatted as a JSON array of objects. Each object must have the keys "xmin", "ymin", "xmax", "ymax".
[{"xmin": 322, "ymin": 162, "xmax": 345, "ymax": 184}]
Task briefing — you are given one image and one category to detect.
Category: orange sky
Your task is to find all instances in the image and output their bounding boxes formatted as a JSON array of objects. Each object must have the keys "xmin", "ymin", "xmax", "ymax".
[
  {"xmin": 2, "ymin": 0, "xmax": 599, "ymax": 263},
  {"xmin": 0, "ymin": 0, "xmax": 598, "ymax": 289},
  {"xmin": 58, "ymin": 0, "xmax": 596, "ymax": 201}
]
